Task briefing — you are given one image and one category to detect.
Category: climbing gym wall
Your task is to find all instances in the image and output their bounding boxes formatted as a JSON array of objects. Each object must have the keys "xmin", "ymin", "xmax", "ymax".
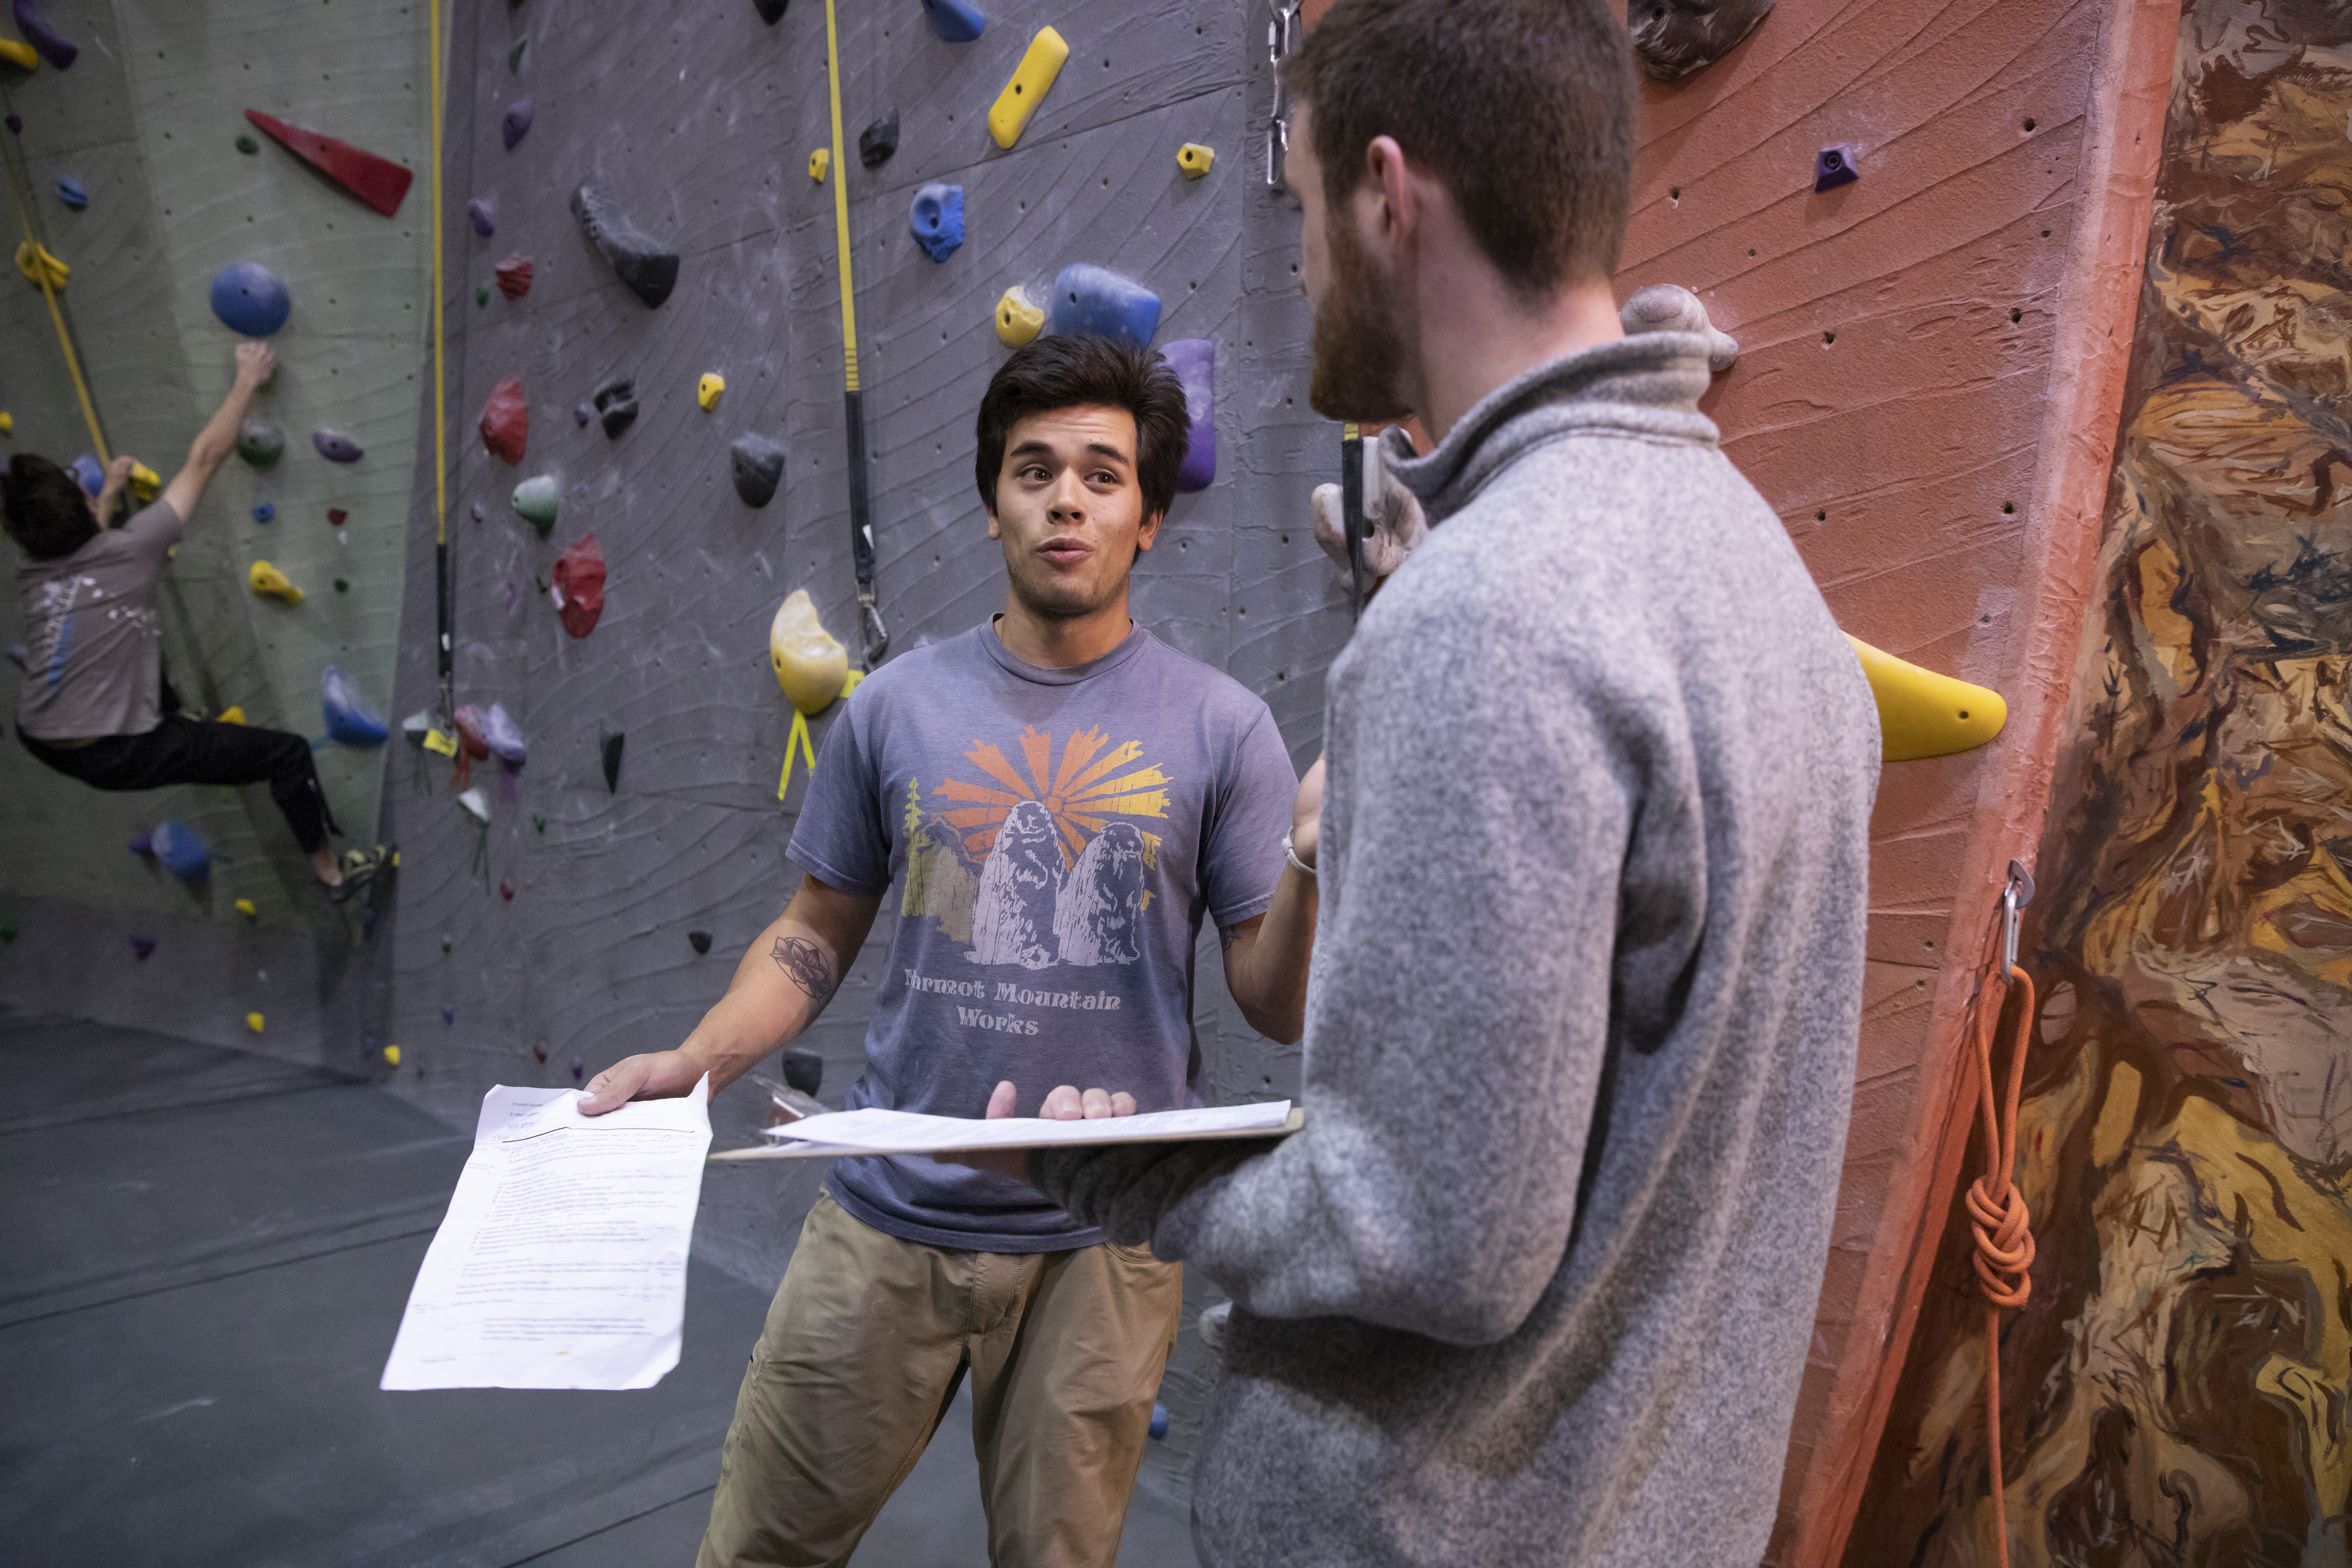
[
  {"xmin": 0, "ymin": 4, "xmax": 428, "ymax": 1024},
  {"xmin": 1843, "ymin": 3, "xmax": 2352, "ymax": 1562}
]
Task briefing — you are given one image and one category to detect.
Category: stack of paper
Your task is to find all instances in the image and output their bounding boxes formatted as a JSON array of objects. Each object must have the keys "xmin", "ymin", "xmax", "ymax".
[{"xmin": 712, "ymin": 1100, "xmax": 1298, "ymax": 1160}]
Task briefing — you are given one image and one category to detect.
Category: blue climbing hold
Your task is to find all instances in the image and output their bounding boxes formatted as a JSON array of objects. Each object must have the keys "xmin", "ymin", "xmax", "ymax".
[
  {"xmin": 312, "ymin": 429, "xmax": 364, "ymax": 463},
  {"xmin": 68, "ymin": 452, "xmax": 102, "ymax": 495},
  {"xmin": 252, "ymin": 502, "xmax": 274, "ymax": 523},
  {"xmin": 919, "ymin": 0, "xmax": 986, "ymax": 43},
  {"xmin": 321, "ymin": 665, "xmax": 389, "ymax": 747},
  {"xmin": 149, "ymin": 820, "xmax": 211, "ymax": 887},
  {"xmin": 208, "ymin": 258, "xmax": 292, "ymax": 336},
  {"xmin": 502, "ymin": 98, "xmax": 533, "ymax": 151},
  {"xmin": 55, "ymin": 174, "xmax": 86, "ymax": 209},
  {"xmin": 1163, "ymin": 338, "xmax": 1214, "ymax": 492},
  {"xmin": 1050, "ymin": 263, "xmax": 1160, "ymax": 348},
  {"xmin": 909, "ymin": 183, "xmax": 964, "ymax": 263},
  {"xmin": 1148, "ymin": 1403, "xmax": 1169, "ymax": 1440}
]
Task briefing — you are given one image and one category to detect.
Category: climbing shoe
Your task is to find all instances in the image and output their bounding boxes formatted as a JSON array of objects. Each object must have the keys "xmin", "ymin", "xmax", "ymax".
[{"xmin": 328, "ymin": 844, "xmax": 396, "ymax": 903}]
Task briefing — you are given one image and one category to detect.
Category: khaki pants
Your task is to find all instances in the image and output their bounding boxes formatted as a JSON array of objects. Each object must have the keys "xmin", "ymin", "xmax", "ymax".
[{"xmin": 698, "ymin": 1189, "xmax": 1185, "ymax": 1568}]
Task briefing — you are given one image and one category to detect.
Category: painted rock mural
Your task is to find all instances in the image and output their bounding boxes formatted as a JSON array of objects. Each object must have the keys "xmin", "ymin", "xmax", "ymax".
[{"xmin": 1844, "ymin": 3, "xmax": 2352, "ymax": 1563}]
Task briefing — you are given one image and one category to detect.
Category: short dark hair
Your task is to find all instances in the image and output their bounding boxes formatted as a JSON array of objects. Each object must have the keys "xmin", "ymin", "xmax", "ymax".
[
  {"xmin": 1285, "ymin": 0, "xmax": 1634, "ymax": 298},
  {"xmin": 974, "ymin": 335, "xmax": 1190, "ymax": 522},
  {"xmin": 1, "ymin": 454, "xmax": 97, "ymax": 562}
]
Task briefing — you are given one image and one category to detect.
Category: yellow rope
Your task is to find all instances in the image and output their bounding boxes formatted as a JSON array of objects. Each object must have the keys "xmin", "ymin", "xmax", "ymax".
[
  {"xmin": 822, "ymin": 0, "xmax": 858, "ymax": 393},
  {"xmin": 6, "ymin": 154, "xmax": 107, "ymax": 458},
  {"xmin": 429, "ymin": 0, "xmax": 447, "ymax": 547}
]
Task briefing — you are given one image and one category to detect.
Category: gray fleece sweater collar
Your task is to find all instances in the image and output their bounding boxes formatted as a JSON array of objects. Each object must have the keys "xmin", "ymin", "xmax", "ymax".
[{"xmin": 1382, "ymin": 332, "xmax": 1720, "ymax": 525}]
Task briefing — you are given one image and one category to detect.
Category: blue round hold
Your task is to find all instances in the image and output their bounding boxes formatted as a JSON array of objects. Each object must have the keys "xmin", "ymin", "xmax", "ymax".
[
  {"xmin": 1147, "ymin": 1403, "xmax": 1169, "ymax": 1440},
  {"xmin": 252, "ymin": 502, "xmax": 275, "ymax": 523},
  {"xmin": 209, "ymin": 258, "xmax": 292, "ymax": 336}
]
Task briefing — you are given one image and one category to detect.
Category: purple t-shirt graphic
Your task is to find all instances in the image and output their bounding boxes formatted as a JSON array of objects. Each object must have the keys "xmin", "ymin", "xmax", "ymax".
[{"xmin": 787, "ymin": 621, "xmax": 1298, "ymax": 1252}]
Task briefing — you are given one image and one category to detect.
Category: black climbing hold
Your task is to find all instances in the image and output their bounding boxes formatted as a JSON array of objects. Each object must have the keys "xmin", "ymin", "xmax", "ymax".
[
  {"xmin": 235, "ymin": 133, "xmax": 260, "ymax": 155},
  {"xmin": 570, "ymin": 183, "xmax": 678, "ymax": 309},
  {"xmin": 600, "ymin": 729, "xmax": 624, "ymax": 792},
  {"xmin": 131, "ymin": 935, "xmax": 156, "ymax": 960},
  {"xmin": 334, "ymin": 577, "xmax": 349, "ymax": 593},
  {"xmin": 754, "ymin": 0, "xmax": 787, "ymax": 21},
  {"xmin": 1630, "ymin": 0, "xmax": 1774, "ymax": 82},
  {"xmin": 1814, "ymin": 143, "xmax": 1859, "ymax": 193},
  {"xmin": 782, "ymin": 1047, "xmax": 822, "ymax": 1097},
  {"xmin": 730, "ymin": 433, "xmax": 788, "ymax": 509},
  {"xmin": 592, "ymin": 376, "xmax": 639, "ymax": 438},
  {"xmin": 858, "ymin": 110, "xmax": 899, "ymax": 169},
  {"xmin": 507, "ymin": 36, "xmax": 527, "ymax": 73},
  {"xmin": 688, "ymin": 930, "xmax": 713, "ymax": 954}
]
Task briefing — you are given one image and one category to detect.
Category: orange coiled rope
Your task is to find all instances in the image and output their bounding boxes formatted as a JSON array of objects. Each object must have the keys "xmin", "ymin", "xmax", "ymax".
[{"xmin": 1965, "ymin": 957, "xmax": 2036, "ymax": 1568}]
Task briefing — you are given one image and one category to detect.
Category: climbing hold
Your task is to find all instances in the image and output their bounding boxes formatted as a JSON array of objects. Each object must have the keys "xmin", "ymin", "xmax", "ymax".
[
  {"xmin": 775, "ymin": 1049, "xmax": 824, "ymax": 1101},
  {"xmin": 11, "ymin": 0, "xmax": 75, "ymax": 68},
  {"xmin": 5, "ymin": 114, "xmax": 19, "ymax": 134},
  {"xmin": 807, "ymin": 148, "xmax": 829, "ymax": 183},
  {"xmin": 570, "ymin": 183, "xmax": 678, "ymax": 309},
  {"xmin": 383, "ymin": 1043, "xmax": 402, "ymax": 1066},
  {"xmin": 322, "ymin": 665, "xmax": 389, "ymax": 746},
  {"xmin": 987, "ymin": 27, "xmax": 1067, "ymax": 149},
  {"xmin": 326, "ymin": 507, "xmax": 348, "ymax": 527},
  {"xmin": 859, "ymin": 110, "xmax": 900, "ymax": 168},
  {"xmin": 697, "ymin": 373, "xmax": 725, "ymax": 411},
  {"xmin": 531, "ymin": 812, "xmax": 546, "ymax": 833},
  {"xmin": 730, "ymin": 433, "xmax": 788, "ymax": 509},
  {"xmin": 1163, "ymin": 338, "xmax": 1214, "ymax": 492},
  {"xmin": 471, "ymin": 501, "xmax": 485, "ymax": 522},
  {"xmin": 251, "ymin": 503, "xmax": 274, "ymax": 524},
  {"xmin": 501, "ymin": 98, "xmax": 533, "ymax": 151},
  {"xmin": 920, "ymin": 0, "xmax": 986, "ymax": 42},
  {"xmin": 551, "ymin": 534, "xmax": 606, "ymax": 637},
  {"xmin": 1619, "ymin": 283, "xmax": 1739, "ymax": 373},
  {"xmin": 476, "ymin": 286, "xmax": 490, "ymax": 307},
  {"xmin": 688, "ymin": 930, "xmax": 713, "ymax": 955},
  {"xmin": 68, "ymin": 453, "xmax": 103, "ymax": 495},
  {"xmin": 1847, "ymin": 636, "xmax": 2006, "ymax": 761},
  {"xmin": 0, "ymin": 913, "xmax": 14, "ymax": 945},
  {"xmin": 909, "ymin": 183, "xmax": 964, "ymax": 262},
  {"xmin": 237, "ymin": 416, "xmax": 285, "ymax": 467},
  {"xmin": 15, "ymin": 238, "xmax": 68, "ymax": 289},
  {"xmin": 441, "ymin": 1006, "xmax": 456, "ymax": 1027},
  {"xmin": 0, "ymin": 411, "xmax": 10, "ymax": 433},
  {"xmin": 593, "ymin": 377, "xmax": 638, "ymax": 438},
  {"xmin": 312, "ymin": 429, "xmax": 364, "ymax": 464},
  {"xmin": 440, "ymin": 933, "xmax": 453, "ymax": 953},
  {"xmin": 248, "ymin": 560, "xmax": 304, "ymax": 605},
  {"xmin": 333, "ymin": 578, "xmax": 349, "ymax": 594},
  {"xmin": 1814, "ymin": 144, "xmax": 1859, "ymax": 193},
  {"xmin": 131, "ymin": 935, "xmax": 156, "ymax": 959},
  {"xmin": 511, "ymin": 474, "xmax": 559, "ymax": 535},
  {"xmin": 1050, "ymin": 263, "xmax": 1160, "ymax": 347},
  {"xmin": 208, "ymin": 258, "xmax": 292, "ymax": 336},
  {"xmin": 770, "ymin": 589, "xmax": 848, "ymax": 716},
  {"xmin": 499, "ymin": 878, "xmax": 515, "ymax": 902},
  {"xmin": 754, "ymin": 0, "xmax": 787, "ymax": 21},
  {"xmin": 570, "ymin": 1058, "xmax": 585, "ymax": 1083},
  {"xmin": 507, "ymin": 35, "xmax": 527, "ymax": 72},
  {"xmin": 54, "ymin": 174, "xmax": 85, "ymax": 209},
  {"xmin": 1177, "ymin": 142, "xmax": 1214, "ymax": 179},
  {"xmin": 458, "ymin": 788, "xmax": 490, "ymax": 824},
  {"xmin": 600, "ymin": 729, "xmax": 624, "ymax": 792},
  {"xmin": 1197, "ymin": 1298, "xmax": 1232, "ymax": 1350},
  {"xmin": 531, "ymin": 1041, "xmax": 547, "ymax": 1062},
  {"xmin": 467, "ymin": 196, "xmax": 495, "ymax": 237},
  {"xmin": 480, "ymin": 377, "xmax": 528, "ymax": 464},
  {"xmin": 233, "ymin": 132, "xmax": 258, "ymax": 154},
  {"xmin": 1148, "ymin": 1404, "xmax": 1169, "ymax": 1440},
  {"xmin": 494, "ymin": 253, "xmax": 533, "ymax": 300},
  {"xmin": 242, "ymin": 109, "xmax": 414, "ymax": 217},
  {"xmin": 484, "ymin": 702, "xmax": 526, "ymax": 766},
  {"xmin": 0, "ymin": 36, "xmax": 34, "ymax": 68},
  {"xmin": 235, "ymin": 898, "xmax": 257, "ymax": 919},
  {"xmin": 150, "ymin": 820, "xmax": 211, "ymax": 886},
  {"xmin": 216, "ymin": 706, "xmax": 246, "ymax": 725},
  {"xmin": 246, "ymin": 1013, "xmax": 265, "ymax": 1034},
  {"xmin": 574, "ymin": 402, "xmax": 591, "ymax": 427},
  {"xmin": 1631, "ymin": 0, "xmax": 1774, "ymax": 82}
]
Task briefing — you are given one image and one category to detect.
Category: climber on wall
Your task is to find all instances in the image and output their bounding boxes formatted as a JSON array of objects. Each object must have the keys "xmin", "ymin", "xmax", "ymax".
[
  {"xmin": 4, "ymin": 341, "xmax": 390, "ymax": 899},
  {"xmin": 579, "ymin": 334, "xmax": 1323, "ymax": 1568},
  {"xmin": 944, "ymin": 3, "xmax": 1884, "ymax": 1567}
]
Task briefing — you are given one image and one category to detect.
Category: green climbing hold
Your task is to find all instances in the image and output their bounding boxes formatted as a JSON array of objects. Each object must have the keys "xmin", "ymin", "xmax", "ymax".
[
  {"xmin": 507, "ymin": 36, "xmax": 526, "ymax": 72},
  {"xmin": 334, "ymin": 577, "xmax": 349, "ymax": 593},
  {"xmin": 441, "ymin": 932, "xmax": 453, "ymax": 953},
  {"xmin": 532, "ymin": 812, "xmax": 547, "ymax": 833},
  {"xmin": 511, "ymin": 474, "xmax": 559, "ymax": 536},
  {"xmin": 236, "ymin": 416, "xmax": 285, "ymax": 468},
  {"xmin": 476, "ymin": 285, "xmax": 490, "ymax": 307},
  {"xmin": 235, "ymin": 133, "xmax": 259, "ymax": 155},
  {"xmin": 0, "ymin": 912, "xmax": 16, "ymax": 945}
]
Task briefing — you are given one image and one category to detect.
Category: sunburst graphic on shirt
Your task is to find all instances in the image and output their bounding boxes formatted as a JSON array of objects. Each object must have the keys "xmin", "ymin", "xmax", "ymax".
[{"xmin": 934, "ymin": 725, "xmax": 1169, "ymax": 869}]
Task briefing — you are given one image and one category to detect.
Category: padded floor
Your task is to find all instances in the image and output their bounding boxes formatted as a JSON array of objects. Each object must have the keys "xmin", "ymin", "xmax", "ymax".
[{"xmin": 0, "ymin": 1010, "xmax": 1196, "ymax": 1566}]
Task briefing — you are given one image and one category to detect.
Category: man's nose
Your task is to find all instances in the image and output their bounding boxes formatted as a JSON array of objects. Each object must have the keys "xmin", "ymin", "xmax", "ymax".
[{"xmin": 1047, "ymin": 471, "xmax": 1087, "ymax": 521}]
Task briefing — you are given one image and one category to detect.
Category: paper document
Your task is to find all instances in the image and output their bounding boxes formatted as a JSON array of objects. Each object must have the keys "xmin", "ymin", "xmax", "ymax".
[
  {"xmin": 757, "ymin": 1099, "xmax": 1294, "ymax": 1154},
  {"xmin": 380, "ymin": 1078, "xmax": 713, "ymax": 1391}
]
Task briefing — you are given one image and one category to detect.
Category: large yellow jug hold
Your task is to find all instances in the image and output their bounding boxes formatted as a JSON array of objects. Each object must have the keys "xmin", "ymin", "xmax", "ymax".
[
  {"xmin": 995, "ymin": 285, "xmax": 1043, "ymax": 347},
  {"xmin": 127, "ymin": 460, "xmax": 161, "ymax": 502},
  {"xmin": 1847, "ymin": 635, "xmax": 2007, "ymax": 762},
  {"xmin": 248, "ymin": 560, "xmax": 303, "ymax": 605},
  {"xmin": 770, "ymin": 589, "xmax": 849, "ymax": 716}
]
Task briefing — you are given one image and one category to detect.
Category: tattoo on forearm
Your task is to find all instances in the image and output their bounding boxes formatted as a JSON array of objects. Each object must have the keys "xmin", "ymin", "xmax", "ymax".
[
  {"xmin": 771, "ymin": 935, "xmax": 836, "ymax": 1000},
  {"xmin": 1220, "ymin": 925, "xmax": 1241, "ymax": 950}
]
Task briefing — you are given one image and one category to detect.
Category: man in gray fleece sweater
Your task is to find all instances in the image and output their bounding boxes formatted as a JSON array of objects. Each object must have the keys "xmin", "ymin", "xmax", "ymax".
[{"xmin": 995, "ymin": 3, "xmax": 1882, "ymax": 1563}]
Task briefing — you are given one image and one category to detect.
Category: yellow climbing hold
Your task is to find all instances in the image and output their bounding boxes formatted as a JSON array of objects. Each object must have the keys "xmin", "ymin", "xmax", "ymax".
[
  {"xmin": 697, "ymin": 372, "xmax": 725, "ymax": 411},
  {"xmin": 770, "ymin": 588, "xmax": 848, "ymax": 716},
  {"xmin": 383, "ymin": 1043, "xmax": 402, "ymax": 1066},
  {"xmin": 248, "ymin": 560, "xmax": 303, "ymax": 605},
  {"xmin": 216, "ymin": 705, "xmax": 247, "ymax": 725},
  {"xmin": 423, "ymin": 727, "xmax": 457, "ymax": 758},
  {"xmin": 0, "ymin": 411, "xmax": 13, "ymax": 434},
  {"xmin": 127, "ymin": 460, "xmax": 160, "ymax": 502},
  {"xmin": 808, "ymin": 148, "xmax": 830, "ymax": 183},
  {"xmin": 1177, "ymin": 142, "xmax": 1215, "ymax": 179},
  {"xmin": 987, "ymin": 26, "xmax": 1068, "ymax": 149},
  {"xmin": 995, "ymin": 285, "xmax": 1044, "ymax": 348},
  {"xmin": 234, "ymin": 898, "xmax": 258, "ymax": 919},
  {"xmin": 15, "ymin": 239, "xmax": 68, "ymax": 290},
  {"xmin": 0, "ymin": 37, "xmax": 39, "ymax": 69},
  {"xmin": 1847, "ymin": 635, "xmax": 2007, "ymax": 762},
  {"xmin": 245, "ymin": 1012, "xmax": 265, "ymax": 1034}
]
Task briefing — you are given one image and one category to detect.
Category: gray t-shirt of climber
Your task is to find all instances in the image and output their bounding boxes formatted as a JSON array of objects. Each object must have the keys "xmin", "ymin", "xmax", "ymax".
[{"xmin": 787, "ymin": 620, "xmax": 1298, "ymax": 1253}]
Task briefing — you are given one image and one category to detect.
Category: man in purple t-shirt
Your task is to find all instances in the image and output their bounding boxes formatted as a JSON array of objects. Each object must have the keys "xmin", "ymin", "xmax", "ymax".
[{"xmin": 583, "ymin": 336, "xmax": 1320, "ymax": 1568}]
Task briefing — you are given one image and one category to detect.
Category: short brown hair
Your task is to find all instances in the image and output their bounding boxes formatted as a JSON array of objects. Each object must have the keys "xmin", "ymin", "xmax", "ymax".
[
  {"xmin": 975, "ymin": 335, "xmax": 1190, "ymax": 522},
  {"xmin": 1, "ymin": 454, "xmax": 97, "ymax": 562},
  {"xmin": 1285, "ymin": 0, "xmax": 1634, "ymax": 298}
]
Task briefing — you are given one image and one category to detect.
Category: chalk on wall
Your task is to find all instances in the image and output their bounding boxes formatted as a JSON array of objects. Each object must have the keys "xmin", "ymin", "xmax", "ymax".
[
  {"xmin": 1629, "ymin": 0, "xmax": 1774, "ymax": 82},
  {"xmin": 570, "ymin": 184, "xmax": 678, "ymax": 309},
  {"xmin": 987, "ymin": 27, "xmax": 1067, "ymax": 149},
  {"xmin": 859, "ymin": 110, "xmax": 901, "ymax": 169},
  {"xmin": 1162, "ymin": 339, "xmax": 1214, "ymax": 492},
  {"xmin": 481, "ymin": 377, "xmax": 528, "ymax": 463},
  {"xmin": 209, "ymin": 259, "xmax": 292, "ymax": 336},
  {"xmin": 909, "ymin": 183, "xmax": 965, "ymax": 262},
  {"xmin": 1050, "ymin": 263, "xmax": 1160, "ymax": 346},
  {"xmin": 551, "ymin": 534, "xmax": 606, "ymax": 638},
  {"xmin": 921, "ymin": 0, "xmax": 986, "ymax": 43},
  {"xmin": 242, "ymin": 109, "xmax": 414, "ymax": 217}
]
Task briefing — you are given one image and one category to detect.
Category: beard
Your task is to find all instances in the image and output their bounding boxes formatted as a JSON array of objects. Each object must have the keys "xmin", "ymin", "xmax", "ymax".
[{"xmin": 1308, "ymin": 218, "xmax": 1414, "ymax": 424}]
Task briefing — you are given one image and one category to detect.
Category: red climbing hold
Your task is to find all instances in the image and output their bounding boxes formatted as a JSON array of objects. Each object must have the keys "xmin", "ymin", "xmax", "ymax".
[
  {"xmin": 479, "ymin": 377, "xmax": 527, "ymax": 464},
  {"xmin": 327, "ymin": 507, "xmax": 348, "ymax": 526},
  {"xmin": 499, "ymin": 878, "xmax": 515, "ymax": 902},
  {"xmin": 242, "ymin": 109, "xmax": 414, "ymax": 217},
  {"xmin": 494, "ymin": 253, "xmax": 533, "ymax": 300},
  {"xmin": 550, "ymin": 533, "xmax": 606, "ymax": 638}
]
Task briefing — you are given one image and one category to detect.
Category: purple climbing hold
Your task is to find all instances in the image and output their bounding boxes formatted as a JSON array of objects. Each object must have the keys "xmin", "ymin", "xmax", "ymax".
[
  {"xmin": 1162, "ymin": 338, "xmax": 1214, "ymax": 492},
  {"xmin": 502, "ymin": 580, "xmax": 517, "ymax": 612},
  {"xmin": 1814, "ymin": 144, "xmax": 1859, "ymax": 192},
  {"xmin": 569, "ymin": 1057, "xmax": 585, "ymax": 1082},
  {"xmin": 468, "ymin": 196, "xmax": 495, "ymax": 237},
  {"xmin": 13, "ymin": 1, "xmax": 77, "ymax": 69},
  {"xmin": 131, "ymin": 936, "xmax": 157, "ymax": 961},
  {"xmin": 209, "ymin": 258, "xmax": 293, "ymax": 336},
  {"xmin": 484, "ymin": 702, "xmax": 527, "ymax": 766},
  {"xmin": 128, "ymin": 828, "xmax": 154, "ymax": 858},
  {"xmin": 574, "ymin": 402, "xmax": 591, "ymax": 427},
  {"xmin": 4, "ymin": 116, "xmax": 20, "ymax": 136},
  {"xmin": 502, "ymin": 98, "xmax": 533, "ymax": 151},
  {"xmin": 471, "ymin": 500, "xmax": 486, "ymax": 522},
  {"xmin": 55, "ymin": 174, "xmax": 86, "ymax": 210},
  {"xmin": 442, "ymin": 1005, "xmax": 455, "ymax": 1026},
  {"xmin": 312, "ymin": 429, "xmax": 364, "ymax": 463}
]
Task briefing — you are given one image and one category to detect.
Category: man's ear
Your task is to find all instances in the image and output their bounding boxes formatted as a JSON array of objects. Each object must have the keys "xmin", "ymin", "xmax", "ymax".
[
  {"xmin": 1362, "ymin": 133, "xmax": 1415, "ymax": 262},
  {"xmin": 984, "ymin": 499, "xmax": 1001, "ymax": 541},
  {"xmin": 1135, "ymin": 509, "xmax": 1164, "ymax": 553}
]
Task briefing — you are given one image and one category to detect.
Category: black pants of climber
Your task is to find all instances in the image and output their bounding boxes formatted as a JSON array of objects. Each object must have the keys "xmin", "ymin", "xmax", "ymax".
[{"xmin": 17, "ymin": 716, "xmax": 340, "ymax": 854}]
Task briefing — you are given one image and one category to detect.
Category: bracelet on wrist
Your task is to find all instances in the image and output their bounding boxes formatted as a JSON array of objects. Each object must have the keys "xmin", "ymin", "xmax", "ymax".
[{"xmin": 1282, "ymin": 830, "xmax": 1316, "ymax": 877}]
